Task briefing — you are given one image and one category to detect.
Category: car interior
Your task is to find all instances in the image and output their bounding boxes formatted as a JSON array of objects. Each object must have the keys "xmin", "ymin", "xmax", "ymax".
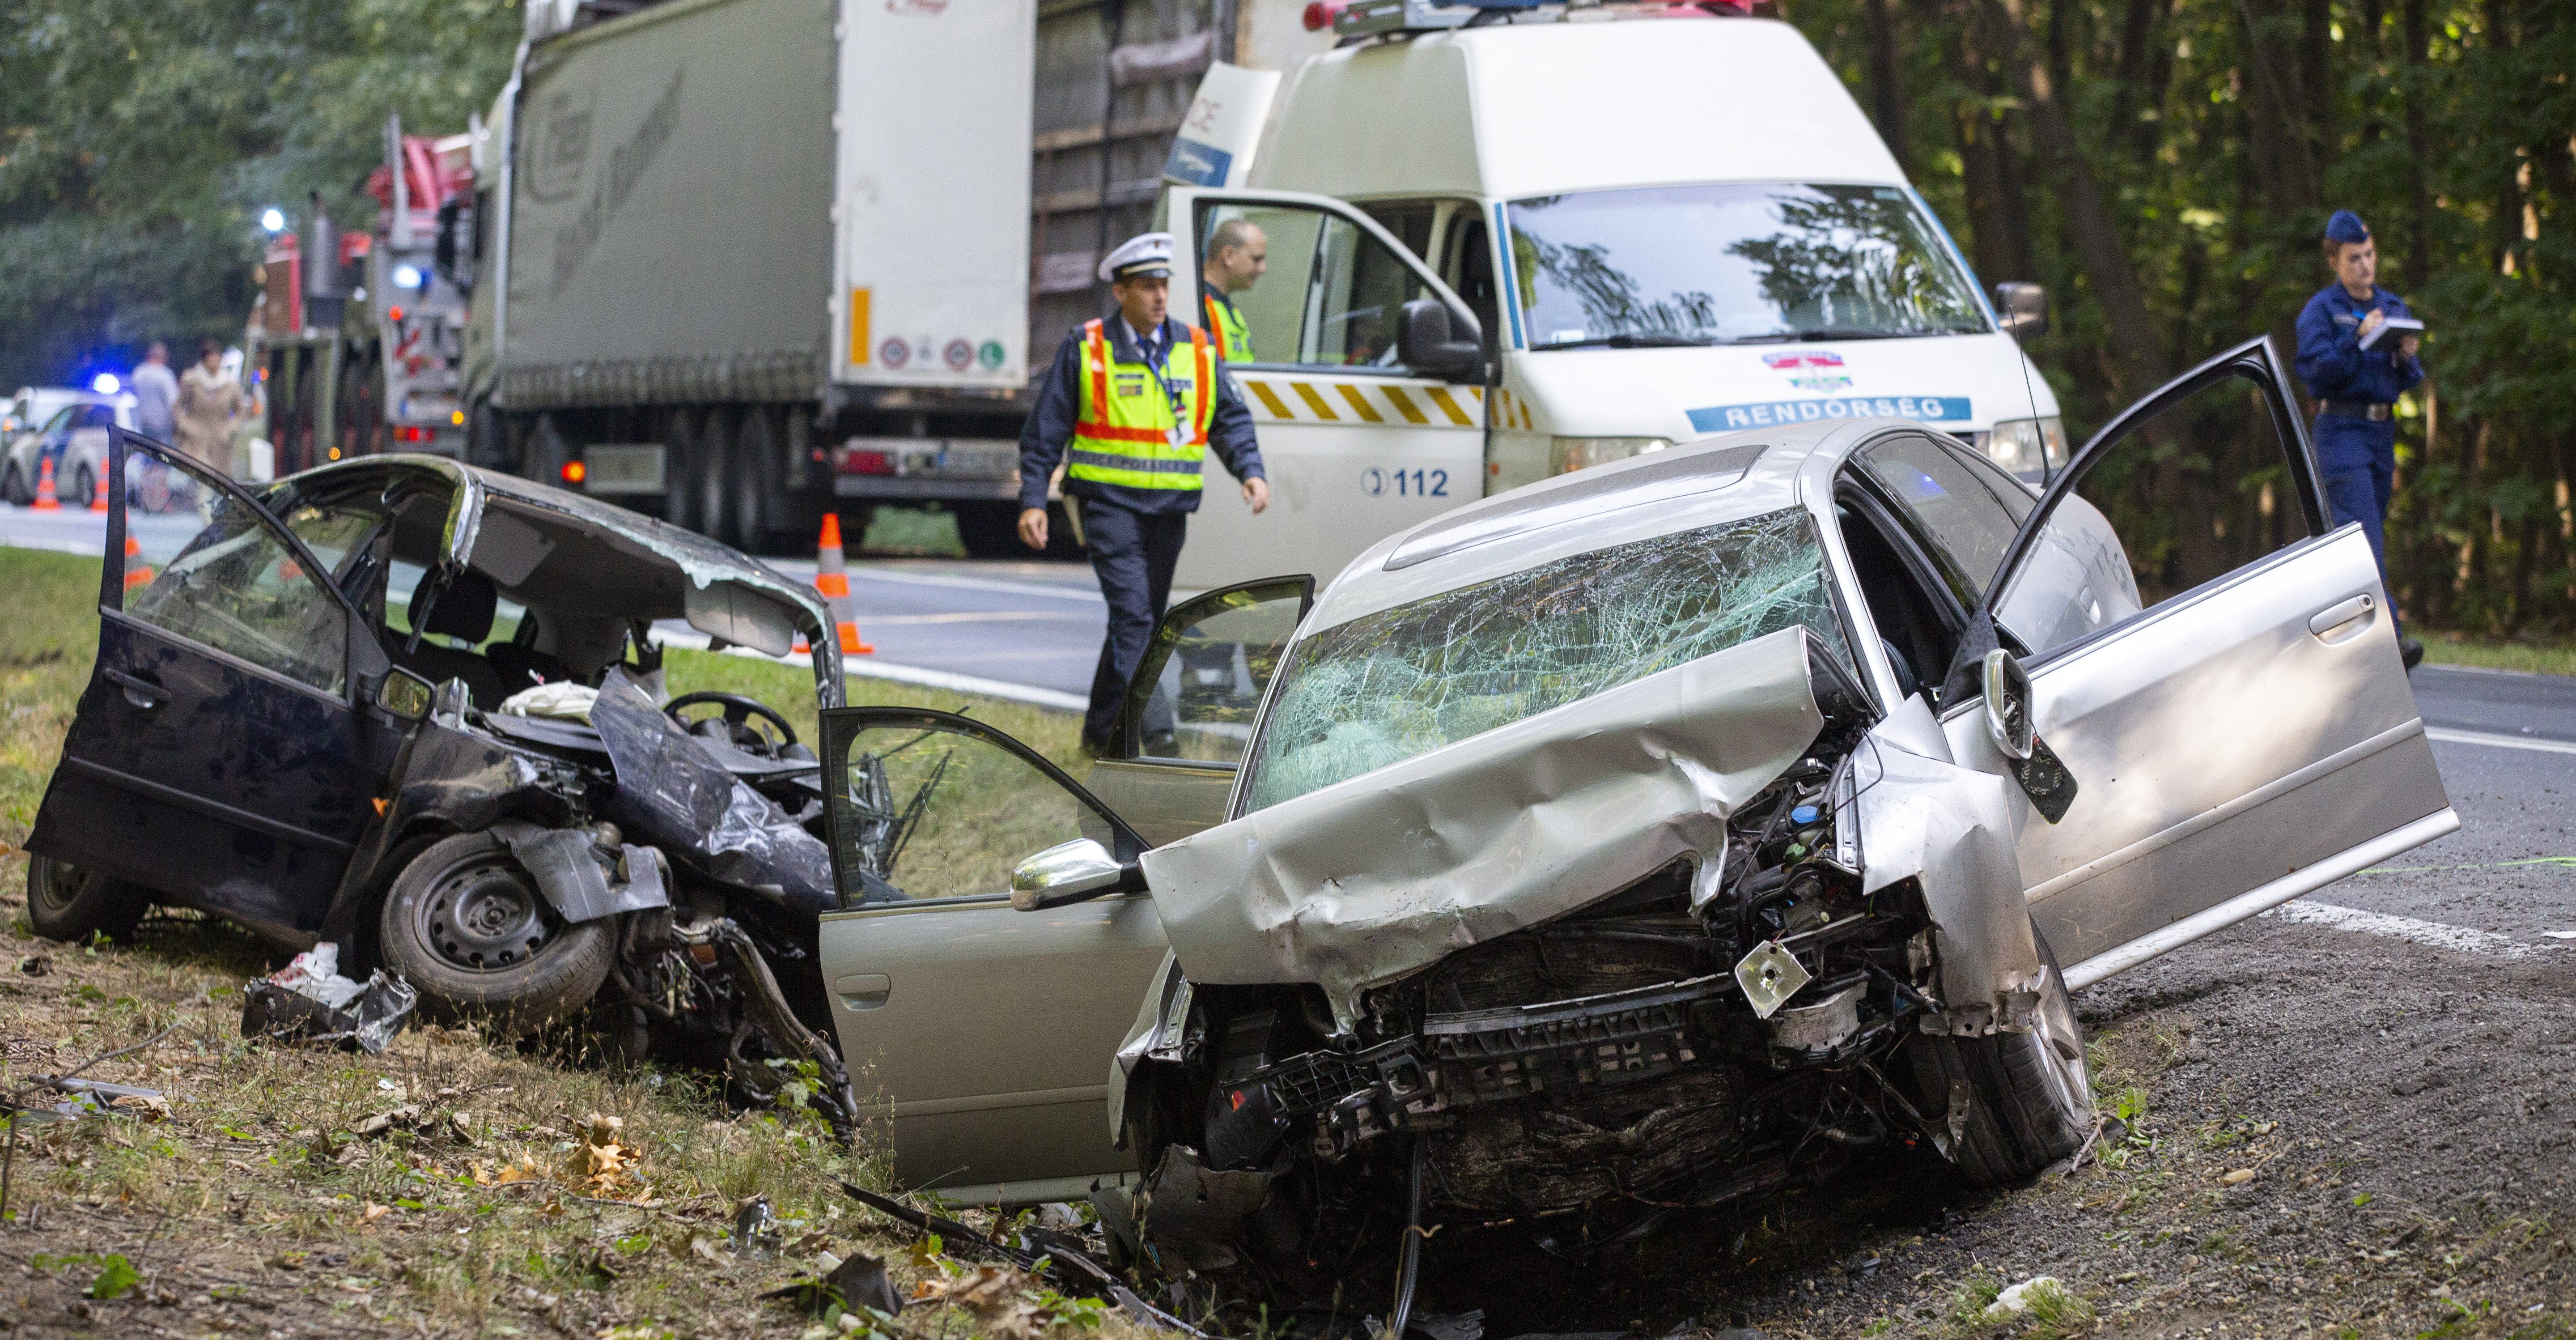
[{"xmin": 1836, "ymin": 488, "xmax": 1965, "ymax": 708}]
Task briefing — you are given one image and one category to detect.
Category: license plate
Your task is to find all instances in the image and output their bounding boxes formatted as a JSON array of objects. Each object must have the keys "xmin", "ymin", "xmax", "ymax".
[{"xmin": 582, "ymin": 444, "xmax": 665, "ymax": 495}]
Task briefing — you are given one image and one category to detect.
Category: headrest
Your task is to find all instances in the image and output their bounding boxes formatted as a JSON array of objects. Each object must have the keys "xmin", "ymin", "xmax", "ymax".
[{"xmin": 421, "ymin": 568, "xmax": 497, "ymax": 644}]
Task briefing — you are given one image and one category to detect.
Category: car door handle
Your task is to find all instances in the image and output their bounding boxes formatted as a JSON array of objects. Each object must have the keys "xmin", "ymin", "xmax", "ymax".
[
  {"xmin": 834, "ymin": 974, "xmax": 891, "ymax": 1011},
  {"xmin": 2308, "ymin": 594, "xmax": 2377, "ymax": 645},
  {"xmin": 104, "ymin": 668, "xmax": 169, "ymax": 709}
]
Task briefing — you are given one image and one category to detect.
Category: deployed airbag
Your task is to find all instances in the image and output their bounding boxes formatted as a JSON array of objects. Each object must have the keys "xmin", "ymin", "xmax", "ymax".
[{"xmin": 590, "ymin": 669, "xmax": 834, "ymax": 913}]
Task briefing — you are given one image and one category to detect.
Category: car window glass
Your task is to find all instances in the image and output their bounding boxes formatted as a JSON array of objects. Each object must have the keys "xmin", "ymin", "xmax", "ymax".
[
  {"xmin": 1853, "ymin": 434, "xmax": 2024, "ymax": 605},
  {"xmin": 1939, "ymin": 437, "xmax": 2037, "ymax": 523},
  {"xmin": 1445, "ymin": 214, "xmax": 1500, "ymax": 355},
  {"xmin": 824, "ymin": 718, "xmax": 1118, "ymax": 907},
  {"xmin": 1196, "ymin": 201, "xmax": 1436, "ymax": 370},
  {"xmin": 42, "ymin": 406, "xmax": 75, "ymax": 437},
  {"xmin": 1126, "ymin": 586, "xmax": 1305, "ymax": 765},
  {"xmin": 120, "ymin": 447, "xmax": 348, "ymax": 695},
  {"xmin": 280, "ymin": 504, "xmax": 384, "ymax": 583},
  {"xmin": 1996, "ymin": 372, "xmax": 2313, "ymax": 658}
]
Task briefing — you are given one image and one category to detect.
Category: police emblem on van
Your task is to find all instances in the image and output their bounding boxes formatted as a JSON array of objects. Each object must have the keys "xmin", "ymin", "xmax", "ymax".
[{"xmin": 1763, "ymin": 350, "xmax": 1852, "ymax": 393}]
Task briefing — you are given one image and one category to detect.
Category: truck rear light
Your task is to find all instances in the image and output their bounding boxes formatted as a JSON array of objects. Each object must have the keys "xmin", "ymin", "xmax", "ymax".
[
  {"xmin": 836, "ymin": 447, "xmax": 897, "ymax": 476},
  {"xmin": 561, "ymin": 460, "xmax": 587, "ymax": 484},
  {"xmin": 1303, "ymin": 1, "xmax": 1348, "ymax": 29}
]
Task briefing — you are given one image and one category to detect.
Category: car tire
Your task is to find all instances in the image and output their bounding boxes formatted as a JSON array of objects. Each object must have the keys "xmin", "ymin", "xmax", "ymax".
[
  {"xmin": 70, "ymin": 464, "xmax": 95, "ymax": 510},
  {"xmin": 25, "ymin": 855, "xmax": 151, "ymax": 943},
  {"xmin": 1904, "ymin": 923, "xmax": 2091, "ymax": 1184},
  {"xmin": 2, "ymin": 460, "xmax": 26, "ymax": 506},
  {"xmin": 379, "ymin": 832, "xmax": 613, "ymax": 1032}
]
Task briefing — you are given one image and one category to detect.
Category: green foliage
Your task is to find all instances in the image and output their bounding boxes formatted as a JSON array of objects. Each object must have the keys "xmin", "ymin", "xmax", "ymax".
[
  {"xmin": 0, "ymin": 0, "xmax": 522, "ymax": 387},
  {"xmin": 31, "ymin": 1251, "xmax": 142, "ymax": 1299},
  {"xmin": 1788, "ymin": 0, "xmax": 2576, "ymax": 635}
]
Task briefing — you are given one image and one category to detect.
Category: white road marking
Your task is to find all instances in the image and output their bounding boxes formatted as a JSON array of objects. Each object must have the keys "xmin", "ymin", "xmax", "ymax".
[
  {"xmin": 652, "ymin": 625, "xmax": 1086, "ymax": 711},
  {"xmin": 857, "ymin": 611, "xmax": 1095, "ymax": 625},
  {"xmin": 841, "ymin": 568, "xmax": 1105, "ymax": 604},
  {"xmin": 2262, "ymin": 899, "xmax": 2564, "ymax": 958},
  {"xmin": 2425, "ymin": 726, "xmax": 2576, "ymax": 756}
]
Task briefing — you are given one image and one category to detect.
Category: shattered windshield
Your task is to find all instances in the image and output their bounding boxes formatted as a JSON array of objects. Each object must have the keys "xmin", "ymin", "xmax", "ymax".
[
  {"xmin": 1507, "ymin": 183, "xmax": 1987, "ymax": 347},
  {"xmin": 1239, "ymin": 507, "xmax": 1850, "ymax": 811}
]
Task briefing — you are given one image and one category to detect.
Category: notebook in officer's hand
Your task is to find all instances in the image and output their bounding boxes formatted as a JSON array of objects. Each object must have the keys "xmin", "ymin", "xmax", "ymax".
[{"xmin": 2360, "ymin": 315, "xmax": 2424, "ymax": 350}]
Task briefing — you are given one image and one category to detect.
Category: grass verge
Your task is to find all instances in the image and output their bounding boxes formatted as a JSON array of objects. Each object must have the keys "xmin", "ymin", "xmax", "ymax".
[{"xmin": 2416, "ymin": 631, "xmax": 2576, "ymax": 678}]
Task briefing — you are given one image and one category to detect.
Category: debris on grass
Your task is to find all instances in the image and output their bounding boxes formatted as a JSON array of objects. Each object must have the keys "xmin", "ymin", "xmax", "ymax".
[{"xmin": 240, "ymin": 941, "xmax": 418, "ymax": 1053}]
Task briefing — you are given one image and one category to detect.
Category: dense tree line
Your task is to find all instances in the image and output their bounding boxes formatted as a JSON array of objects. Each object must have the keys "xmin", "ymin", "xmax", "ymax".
[
  {"xmin": 0, "ymin": 0, "xmax": 518, "ymax": 391},
  {"xmin": 1793, "ymin": 0, "xmax": 2573, "ymax": 633},
  {"xmin": 4, "ymin": 0, "xmax": 2565, "ymax": 632}
]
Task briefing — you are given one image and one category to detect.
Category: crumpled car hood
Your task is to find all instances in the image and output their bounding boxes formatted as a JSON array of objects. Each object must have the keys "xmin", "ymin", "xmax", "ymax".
[{"xmin": 1139, "ymin": 627, "xmax": 1825, "ymax": 1029}]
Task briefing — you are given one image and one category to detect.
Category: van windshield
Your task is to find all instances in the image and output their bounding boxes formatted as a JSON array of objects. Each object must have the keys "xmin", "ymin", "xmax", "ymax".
[{"xmin": 1507, "ymin": 183, "xmax": 1988, "ymax": 349}]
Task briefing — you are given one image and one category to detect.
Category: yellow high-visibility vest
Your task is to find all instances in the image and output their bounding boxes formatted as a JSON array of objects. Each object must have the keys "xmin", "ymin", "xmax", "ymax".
[
  {"xmin": 1068, "ymin": 319, "xmax": 1216, "ymax": 492},
  {"xmin": 1204, "ymin": 293, "xmax": 1256, "ymax": 364}
]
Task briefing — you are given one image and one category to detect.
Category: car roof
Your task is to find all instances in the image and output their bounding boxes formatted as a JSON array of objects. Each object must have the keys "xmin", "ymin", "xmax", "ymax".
[{"xmin": 1305, "ymin": 416, "xmax": 1931, "ymax": 632}]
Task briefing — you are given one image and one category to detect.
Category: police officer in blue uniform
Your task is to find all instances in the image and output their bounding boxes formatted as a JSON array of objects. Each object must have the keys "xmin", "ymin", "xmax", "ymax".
[
  {"xmin": 1018, "ymin": 232, "xmax": 1269, "ymax": 754},
  {"xmin": 2295, "ymin": 209, "xmax": 2424, "ymax": 669}
]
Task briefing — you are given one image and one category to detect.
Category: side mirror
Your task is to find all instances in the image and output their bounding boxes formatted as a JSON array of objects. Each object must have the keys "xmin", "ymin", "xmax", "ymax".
[
  {"xmin": 1981, "ymin": 648, "xmax": 2033, "ymax": 761},
  {"xmin": 1397, "ymin": 299, "xmax": 1481, "ymax": 381},
  {"xmin": 377, "ymin": 667, "xmax": 436, "ymax": 721},
  {"xmin": 1993, "ymin": 282, "xmax": 2048, "ymax": 339},
  {"xmin": 1010, "ymin": 838, "xmax": 1143, "ymax": 911}
]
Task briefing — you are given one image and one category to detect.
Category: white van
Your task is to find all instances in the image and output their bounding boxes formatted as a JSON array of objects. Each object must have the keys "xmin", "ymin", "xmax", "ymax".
[{"xmin": 1167, "ymin": 9, "xmax": 2066, "ymax": 589}]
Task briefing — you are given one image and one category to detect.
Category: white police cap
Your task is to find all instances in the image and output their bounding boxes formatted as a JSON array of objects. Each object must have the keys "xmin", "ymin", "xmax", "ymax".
[{"xmin": 1099, "ymin": 232, "xmax": 1176, "ymax": 283}]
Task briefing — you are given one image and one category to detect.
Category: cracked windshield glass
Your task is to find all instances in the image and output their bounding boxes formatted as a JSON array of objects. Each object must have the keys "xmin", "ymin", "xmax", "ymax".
[
  {"xmin": 1240, "ymin": 507, "xmax": 1851, "ymax": 811},
  {"xmin": 1507, "ymin": 183, "xmax": 1988, "ymax": 349}
]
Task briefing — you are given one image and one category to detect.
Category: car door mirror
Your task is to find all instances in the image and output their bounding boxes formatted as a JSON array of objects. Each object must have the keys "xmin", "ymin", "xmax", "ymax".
[
  {"xmin": 1009, "ymin": 838, "xmax": 1144, "ymax": 911},
  {"xmin": 377, "ymin": 667, "xmax": 436, "ymax": 721},
  {"xmin": 1398, "ymin": 299, "xmax": 1481, "ymax": 381},
  {"xmin": 1994, "ymin": 282, "xmax": 2048, "ymax": 339},
  {"xmin": 1981, "ymin": 648, "xmax": 2033, "ymax": 761}
]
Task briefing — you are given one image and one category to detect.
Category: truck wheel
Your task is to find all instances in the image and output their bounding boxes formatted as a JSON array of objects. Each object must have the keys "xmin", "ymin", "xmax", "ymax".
[
  {"xmin": 1904, "ymin": 925, "xmax": 2091, "ymax": 1184},
  {"xmin": 696, "ymin": 409, "xmax": 736, "ymax": 547},
  {"xmin": 379, "ymin": 832, "xmax": 613, "ymax": 1031},
  {"xmin": 953, "ymin": 502, "xmax": 1024, "ymax": 558},
  {"xmin": 730, "ymin": 408, "xmax": 777, "ymax": 554},
  {"xmin": 661, "ymin": 409, "xmax": 697, "ymax": 531},
  {"xmin": 26, "ymin": 855, "xmax": 152, "ymax": 943}
]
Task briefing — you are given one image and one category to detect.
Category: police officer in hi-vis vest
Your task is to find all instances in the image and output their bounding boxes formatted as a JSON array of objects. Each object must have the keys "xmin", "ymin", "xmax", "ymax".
[
  {"xmin": 1201, "ymin": 217, "xmax": 1266, "ymax": 364},
  {"xmin": 1019, "ymin": 231, "xmax": 1269, "ymax": 754}
]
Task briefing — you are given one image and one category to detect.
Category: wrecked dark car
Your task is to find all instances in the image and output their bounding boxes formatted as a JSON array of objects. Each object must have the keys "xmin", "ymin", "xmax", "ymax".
[
  {"xmin": 27, "ymin": 433, "xmax": 857, "ymax": 1125},
  {"xmin": 800, "ymin": 339, "xmax": 2453, "ymax": 1280}
]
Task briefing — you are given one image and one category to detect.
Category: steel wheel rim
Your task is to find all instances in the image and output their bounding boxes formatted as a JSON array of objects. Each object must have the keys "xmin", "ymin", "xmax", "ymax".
[
  {"xmin": 29, "ymin": 859, "xmax": 85, "ymax": 915},
  {"xmin": 414, "ymin": 854, "xmax": 553, "ymax": 973},
  {"xmin": 2034, "ymin": 967, "xmax": 2090, "ymax": 1116}
]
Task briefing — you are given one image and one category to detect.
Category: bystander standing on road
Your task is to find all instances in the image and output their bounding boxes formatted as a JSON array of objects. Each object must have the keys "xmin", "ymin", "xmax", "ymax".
[
  {"xmin": 174, "ymin": 338, "xmax": 242, "ymax": 475},
  {"xmin": 1018, "ymin": 231, "xmax": 1269, "ymax": 755},
  {"xmin": 129, "ymin": 342, "xmax": 178, "ymax": 443},
  {"xmin": 2295, "ymin": 209, "xmax": 2424, "ymax": 670}
]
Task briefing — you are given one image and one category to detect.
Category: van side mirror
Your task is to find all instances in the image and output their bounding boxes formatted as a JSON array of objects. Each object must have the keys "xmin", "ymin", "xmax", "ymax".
[
  {"xmin": 1397, "ymin": 299, "xmax": 1481, "ymax": 381},
  {"xmin": 1994, "ymin": 282, "xmax": 2048, "ymax": 339},
  {"xmin": 1010, "ymin": 838, "xmax": 1144, "ymax": 911},
  {"xmin": 377, "ymin": 667, "xmax": 436, "ymax": 721}
]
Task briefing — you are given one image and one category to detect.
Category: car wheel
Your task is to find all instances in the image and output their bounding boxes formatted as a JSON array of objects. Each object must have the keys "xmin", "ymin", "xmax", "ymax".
[
  {"xmin": 1904, "ymin": 923, "xmax": 2091, "ymax": 1184},
  {"xmin": 25, "ymin": 855, "xmax": 151, "ymax": 943},
  {"xmin": 379, "ymin": 832, "xmax": 613, "ymax": 1031},
  {"xmin": 71, "ymin": 464, "xmax": 96, "ymax": 509},
  {"xmin": 1, "ymin": 460, "xmax": 25, "ymax": 506}
]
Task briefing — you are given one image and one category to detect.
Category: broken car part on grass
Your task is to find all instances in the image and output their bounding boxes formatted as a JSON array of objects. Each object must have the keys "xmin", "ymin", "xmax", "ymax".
[{"xmin": 25, "ymin": 438, "xmax": 858, "ymax": 1132}]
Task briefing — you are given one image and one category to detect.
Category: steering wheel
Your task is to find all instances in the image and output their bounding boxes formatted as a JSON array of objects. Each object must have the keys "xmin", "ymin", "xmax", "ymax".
[{"xmin": 664, "ymin": 691, "xmax": 798, "ymax": 755}]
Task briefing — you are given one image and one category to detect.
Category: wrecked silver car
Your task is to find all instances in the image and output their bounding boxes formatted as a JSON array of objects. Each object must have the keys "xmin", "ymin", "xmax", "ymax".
[
  {"xmin": 803, "ymin": 339, "xmax": 2453, "ymax": 1261},
  {"xmin": 27, "ymin": 434, "xmax": 858, "ymax": 1126}
]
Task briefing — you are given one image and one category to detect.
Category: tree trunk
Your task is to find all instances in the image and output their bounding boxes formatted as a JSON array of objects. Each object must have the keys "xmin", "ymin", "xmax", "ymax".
[
  {"xmin": 2236, "ymin": 0, "xmax": 2324, "ymax": 212},
  {"xmin": 2401, "ymin": 0, "xmax": 2434, "ymax": 285},
  {"xmin": 1992, "ymin": 0, "xmax": 2170, "ymax": 396},
  {"xmin": 2299, "ymin": 0, "xmax": 2337, "ymax": 171},
  {"xmin": 1863, "ymin": 0, "xmax": 1912, "ymax": 178}
]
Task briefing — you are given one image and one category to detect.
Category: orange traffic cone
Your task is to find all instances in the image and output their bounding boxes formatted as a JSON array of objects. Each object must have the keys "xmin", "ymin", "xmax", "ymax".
[
  {"xmin": 30, "ymin": 455, "xmax": 59, "ymax": 511},
  {"xmin": 88, "ymin": 463, "xmax": 108, "ymax": 511},
  {"xmin": 812, "ymin": 512, "xmax": 872, "ymax": 655},
  {"xmin": 122, "ymin": 534, "xmax": 155, "ymax": 593}
]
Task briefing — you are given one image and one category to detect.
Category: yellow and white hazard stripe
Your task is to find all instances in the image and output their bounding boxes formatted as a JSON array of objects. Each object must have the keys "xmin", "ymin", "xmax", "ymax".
[
  {"xmin": 1490, "ymin": 387, "xmax": 1538, "ymax": 431},
  {"xmin": 1237, "ymin": 376, "xmax": 1484, "ymax": 429}
]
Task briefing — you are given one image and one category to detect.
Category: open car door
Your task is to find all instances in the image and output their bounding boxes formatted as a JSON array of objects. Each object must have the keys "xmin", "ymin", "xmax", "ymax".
[
  {"xmin": 1944, "ymin": 336, "xmax": 2455, "ymax": 988},
  {"xmin": 27, "ymin": 430, "xmax": 408, "ymax": 942},
  {"xmin": 1168, "ymin": 186, "xmax": 1486, "ymax": 591},
  {"xmin": 814, "ymin": 576, "xmax": 1311, "ymax": 1202}
]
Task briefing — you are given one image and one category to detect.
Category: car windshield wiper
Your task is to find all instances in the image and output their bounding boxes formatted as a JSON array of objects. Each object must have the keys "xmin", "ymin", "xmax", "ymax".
[
  {"xmin": 1531, "ymin": 333, "xmax": 1716, "ymax": 350},
  {"xmin": 1728, "ymin": 327, "xmax": 1946, "ymax": 344}
]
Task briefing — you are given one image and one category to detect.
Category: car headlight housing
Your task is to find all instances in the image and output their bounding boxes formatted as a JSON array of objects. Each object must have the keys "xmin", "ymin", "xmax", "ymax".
[
  {"xmin": 1981, "ymin": 417, "xmax": 2068, "ymax": 475},
  {"xmin": 1549, "ymin": 436, "xmax": 1672, "ymax": 475}
]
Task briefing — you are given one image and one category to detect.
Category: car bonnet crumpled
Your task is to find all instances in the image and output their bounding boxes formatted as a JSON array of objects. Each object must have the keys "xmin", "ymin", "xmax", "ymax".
[
  {"xmin": 588, "ymin": 669, "xmax": 836, "ymax": 913},
  {"xmin": 1140, "ymin": 627, "xmax": 1827, "ymax": 1031}
]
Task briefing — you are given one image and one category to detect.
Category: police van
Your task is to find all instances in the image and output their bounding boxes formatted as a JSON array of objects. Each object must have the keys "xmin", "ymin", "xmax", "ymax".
[{"xmin": 1167, "ymin": 2, "xmax": 2065, "ymax": 588}]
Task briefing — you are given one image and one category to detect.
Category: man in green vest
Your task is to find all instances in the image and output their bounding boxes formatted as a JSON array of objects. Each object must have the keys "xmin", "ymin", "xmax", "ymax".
[
  {"xmin": 1201, "ymin": 217, "xmax": 1267, "ymax": 365},
  {"xmin": 1018, "ymin": 231, "xmax": 1269, "ymax": 753}
]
